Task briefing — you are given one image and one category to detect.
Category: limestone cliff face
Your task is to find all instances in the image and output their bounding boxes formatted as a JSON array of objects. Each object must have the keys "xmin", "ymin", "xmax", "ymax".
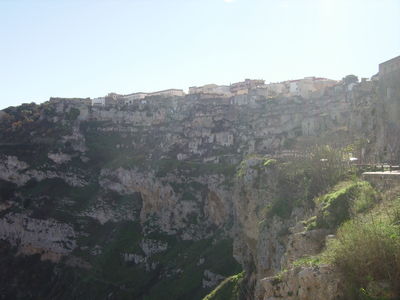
[
  {"xmin": 0, "ymin": 155, "xmax": 87, "ymax": 187},
  {"xmin": 0, "ymin": 213, "xmax": 76, "ymax": 262},
  {"xmin": 0, "ymin": 81, "xmax": 393, "ymax": 299},
  {"xmin": 231, "ymin": 158, "xmax": 341, "ymax": 299},
  {"xmin": 99, "ymin": 167, "xmax": 231, "ymax": 239},
  {"xmin": 261, "ymin": 265, "xmax": 344, "ymax": 300}
]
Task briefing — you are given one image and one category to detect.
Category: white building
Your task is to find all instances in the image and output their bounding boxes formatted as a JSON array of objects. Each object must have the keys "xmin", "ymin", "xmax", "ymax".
[
  {"xmin": 253, "ymin": 82, "xmax": 287, "ymax": 97},
  {"xmin": 286, "ymin": 77, "xmax": 337, "ymax": 97},
  {"xmin": 125, "ymin": 93, "xmax": 148, "ymax": 100},
  {"xmin": 289, "ymin": 80, "xmax": 300, "ymax": 96},
  {"xmin": 149, "ymin": 89, "xmax": 185, "ymax": 97},
  {"xmin": 91, "ymin": 97, "xmax": 105, "ymax": 106},
  {"xmin": 122, "ymin": 92, "xmax": 148, "ymax": 104},
  {"xmin": 189, "ymin": 84, "xmax": 231, "ymax": 96},
  {"xmin": 119, "ymin": 89, "xmax": 185, "ymax": 105}
]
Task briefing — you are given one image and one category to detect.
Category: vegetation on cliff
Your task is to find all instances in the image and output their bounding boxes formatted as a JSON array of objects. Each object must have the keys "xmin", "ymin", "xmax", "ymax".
[
  {"xmin": 290, "ymin": 182, "xmax": 399, "ymax": 299},
  {"xmin": 327, "ymin": 192, "xmax": 400, "ymax": 299},
  {"xmin": 237, "ymin": 144, "xmax": 399, "ymax": 300},
  {"xmin": 262, "ymin": 146, "xmax": 349, "ymax": 219},
  {"xmin": 304, "ymin": 180, "xmax": 377, "ymax": 230},
  {"xmin": 202, "ymin": 272, "xmax": 245, "ymax": 300}
]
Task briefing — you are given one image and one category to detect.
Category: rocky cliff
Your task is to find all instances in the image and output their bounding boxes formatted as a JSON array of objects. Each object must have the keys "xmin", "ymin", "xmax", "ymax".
[{"xmin": 0, "ymin": 78, "xmax": 397, "ymax": 299}]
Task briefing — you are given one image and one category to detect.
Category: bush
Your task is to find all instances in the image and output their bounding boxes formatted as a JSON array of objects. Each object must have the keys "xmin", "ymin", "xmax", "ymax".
[
  {"xmin": 352, "ymin": 182, "xmax": 378, "ymax": 214},
  {"xmin": 304, "ymin": 180, "xmax": 377, "ymax": 230},
  {"xmin": 66, "ymin": 107, "xmax": 80, "ymax": 121},
  {"xmin": 327, "ymin": 197, "xmax": 400, "ymax": 299},
  {"xmin": 266, "ymin": 146, "xmax": 349, "ymax": 219}
]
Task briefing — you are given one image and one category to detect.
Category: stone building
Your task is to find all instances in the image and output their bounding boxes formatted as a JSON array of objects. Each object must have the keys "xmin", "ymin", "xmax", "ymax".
[
  {"xmin": 91, "ymin": 97, "xmax": 106, "ymax": 106},
  {"xmin": 252, "ymin": 82, "xmax": 288, "ymax": 98},
  {"xmin": 379, "ymin": 55, "xmax": 400, "ymax": 128},
  {"xmin": 91, "ymin": 95, "xmax": 120, "ymax": 106},
  {"xmin": 379, "ymin": 55, "xmax": 400, "ymax": 99},
  {"xmin": 286, "ymin": 77, "xmax": 337, "ymax": 97},
  {"xmin": 121, "ymin": 89, "xmax": 185, "ymax": 105},
  {"xmin": 149, "ymin": 89, "xmax": 185, "ymax": 97},
  {"xmin": 189, "ymin": 84, "xmax": 231, "ymax": 96},
  {"xmin": 122, "ymin": 92, "xmax": 148, "ymax": 104},
  {"xmin": 288, "ymin": 80, "xmax": 301, "ymax": 96},
  {"xmin": 106, "ymin": 93, "xmax": 121, "ymax": 101},
  {"xmin": 379, "ymin": 55, "xmax": 400, "ymax": 78},
  {"xmin": 230, "ymin": 79, "xmax": 265, "ymax": 95}
]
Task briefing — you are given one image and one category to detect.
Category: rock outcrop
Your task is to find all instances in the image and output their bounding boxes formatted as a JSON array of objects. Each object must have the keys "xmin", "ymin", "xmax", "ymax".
[
  {"xmin": 0, "ymin": 213, "xmax": 76, "ymax": 262},
  {"xmin": 261, "ymin": 265, "xmax": 344, "ymax": 300}
]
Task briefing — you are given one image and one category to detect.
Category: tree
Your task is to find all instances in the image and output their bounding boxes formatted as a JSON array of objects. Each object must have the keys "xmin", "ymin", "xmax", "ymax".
[{"xmin": 343, "ymin": 75, "xmax": 359, "ymax": 85}]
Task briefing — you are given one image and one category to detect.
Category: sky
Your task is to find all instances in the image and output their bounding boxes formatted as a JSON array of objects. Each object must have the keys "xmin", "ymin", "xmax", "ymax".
[{"xmin": 0, "ymin": 0, "xmax": 399, "ymax": 109}]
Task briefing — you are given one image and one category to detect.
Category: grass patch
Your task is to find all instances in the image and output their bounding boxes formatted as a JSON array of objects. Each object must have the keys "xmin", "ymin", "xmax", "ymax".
[
  {"xmin": 260, "ymin": 146, "xmax": 351, "ymax": 219},
  {"xmin": 263, "ymin": 158, "xmax": 277, "ymax": 168},
  {"xmin": 306, "ymin": 180, "xmax": 378, "ymax": 230},
  {"xmin": 291, "ymin": 255, "xmax": 325, "ymax": 268},
  {"xmin": 202, "ymin": 272, "xmax": 244, "ymax": 300},
  {"xmin": 325, "ymin": 196, "xmax": 400, "ymax": 299}
]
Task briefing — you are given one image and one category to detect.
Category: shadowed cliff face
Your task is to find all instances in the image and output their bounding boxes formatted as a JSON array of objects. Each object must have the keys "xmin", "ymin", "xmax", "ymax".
[{"xmin": 0, "ymin": 82, "xmax": 392, "ymax": 300}]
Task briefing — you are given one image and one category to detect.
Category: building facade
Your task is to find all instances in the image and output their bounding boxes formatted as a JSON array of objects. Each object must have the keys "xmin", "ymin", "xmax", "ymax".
[
  {"xmin": 230, "ymin": 79, "xmax": 265, "ymax": 95},
  {"xmin": 379, "ymin": 55, "xmax": 400, "ymax": 126},
  {"xmin": 189, "ymin": 84, "xmax": 231, "ymax": 96},
  {"xmin": 91, "ymin": 97, "xmax": 106, "ymax": 106},
  {"xmin": 122, "ymin": 93, "xmax": 148, "ymax": 104},
  {"xmin": 379, "ymin": 55, "xmax": 400, "ymax": 78},
  {"xmin": 285, "ymin": 77, "xmax": 337, "ymax": 97},
  {"xmin": 149, "ymin": 89, "xmax": 185, "ymax": 97}
]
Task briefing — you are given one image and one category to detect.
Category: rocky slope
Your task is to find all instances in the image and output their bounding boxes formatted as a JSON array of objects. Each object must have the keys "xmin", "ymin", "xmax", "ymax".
[{"xmin": 0, "ymin": 77, "xmax": 398, "ymax": 299}]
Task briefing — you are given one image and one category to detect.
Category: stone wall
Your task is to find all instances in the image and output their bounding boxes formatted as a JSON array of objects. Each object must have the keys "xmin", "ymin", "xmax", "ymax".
[{"xmin": 362, "ymin": 172, "xmax": 400, "ymax": 191}]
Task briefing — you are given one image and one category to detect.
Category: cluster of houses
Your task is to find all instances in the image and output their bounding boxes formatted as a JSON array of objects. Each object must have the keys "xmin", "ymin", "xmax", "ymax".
[
  {"xmin": 91, "ymin": 89, "xmax": 185, "ymax": 106},
  {"xmin": 188, "ymin": 79, "xmax": 267, "ymax": 97},
  {"xmin": 90, "ymin": 77, "xmax": 341, "ymax": 107},
  {"xmin": 92, "ymin": 54, "xmax": 400, "ymax": 106}
]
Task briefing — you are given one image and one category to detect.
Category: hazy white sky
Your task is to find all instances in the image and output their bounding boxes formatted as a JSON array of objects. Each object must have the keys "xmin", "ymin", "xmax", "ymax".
[{"xmin": 0, "ymin": 0, "xmax": 399, "ymax": 109}]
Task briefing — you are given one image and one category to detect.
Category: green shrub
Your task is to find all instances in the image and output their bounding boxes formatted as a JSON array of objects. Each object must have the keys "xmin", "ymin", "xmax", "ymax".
[
  {"xmin": 263, "ymin": 158, "xmax": 277, "ymax": 168},
  {"xmin": 352, "ymin": 182, "xmax": 378, "ymax": 213},
  {"xmin": 264, "ymin": 146, "xmax": 350, "ymax": 219},
  {"xmin": 326, "ymin": 197, "xmax": 400, "ymax": 299},
  {"xmin": 292, "ymin": 256, "xmax": 324, "ymax": 268},
  {"xmin": 309, "ymin": 181, "xmax": 378, "ymax": 230},
  {"xmin": 303, "ymin": 215, "xmax": 318, "ymax": 231},
  {"xmin": 66, "ymin": 107, "xmax": 80, "ymax": 121}
]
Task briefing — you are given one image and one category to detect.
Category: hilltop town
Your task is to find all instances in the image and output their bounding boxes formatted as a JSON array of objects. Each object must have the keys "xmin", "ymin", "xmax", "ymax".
[
  {"xmin": 82, "ymin": 56, "xmax": 400, "ymax": 117},
  {"xmin": 91, "ymin": 76, "xmax": 340, "ymax": 107},
  {"xmin": 30, "ymin": 55, "xmax": 387, "ymax": 110}
]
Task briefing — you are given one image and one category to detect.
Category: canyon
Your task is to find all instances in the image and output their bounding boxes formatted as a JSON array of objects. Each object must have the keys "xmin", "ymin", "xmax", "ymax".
[{"xmin": 0, "ymin": 69, "xmax": 399, "ymax": 299}]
